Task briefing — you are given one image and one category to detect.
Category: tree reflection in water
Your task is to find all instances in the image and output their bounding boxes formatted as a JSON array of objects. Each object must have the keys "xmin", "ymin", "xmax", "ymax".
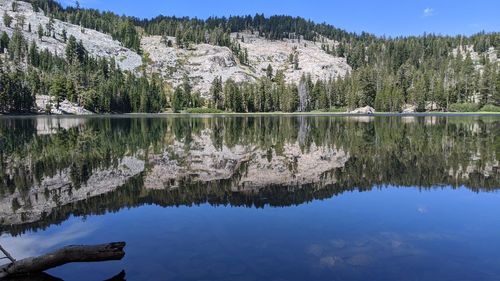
[{"xmin": 0, "ymin": 115, "xmax": 498, "ymax": 235}]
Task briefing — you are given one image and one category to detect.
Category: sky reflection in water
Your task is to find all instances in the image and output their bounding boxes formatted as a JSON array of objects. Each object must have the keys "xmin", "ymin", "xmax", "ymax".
[{"xmin": 2, "ymin": 187, "xmax": 500, "ymax": 281}]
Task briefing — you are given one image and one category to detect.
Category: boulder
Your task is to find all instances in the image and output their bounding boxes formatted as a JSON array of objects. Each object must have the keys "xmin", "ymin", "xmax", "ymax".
[
  {"xmin": 425, "ymin": 102, "xmax": 440, "ymax": 112},
  {"xmin": 401, "ymin": 104, "xmax": 417, "ymax": 113},
  {"xmin": 350, "ymin": 106, "xmax": 375, "ymax": 114},
  {"xmin": 36, "ymin": 95, "xmax": 93, "ymax": 115}
]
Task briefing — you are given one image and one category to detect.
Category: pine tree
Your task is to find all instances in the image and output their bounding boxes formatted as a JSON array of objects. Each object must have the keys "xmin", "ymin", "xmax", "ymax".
[
  {"xmin": 0, "ymin": 32, "xmax": 9, "ymax": 53},
  {"xmin": 8, "ymin": 28, "xmax": 26, "ymax": 63},
  {"xmin": 494, "ymin": 70, "xmax": 500, "ymax": 106},
  {"xmin": 479, "ymin": 61, "xmax": 494, "ymax": 106},
  {"xmin": 210, "ymin": 77, "xmax": 224, "ymax": 110},
  {"xmin": 171, "ymin": 86, "xmax": 184, "ymax": 113},
  {"xmin": 3, "ymin": 12, "xmax": 13, "ymax": 28},
  {"xmin": 50, "ymin": 75, "xmax": 67, "ymax": 105},
  {"xmin": 266, "ymin": 64, "xmax": 273, "ymax": 80},
  {"xmin": 37, "ymin": 24, "xmax": 43, "ymax": 40},
  {"xmin": 293, "ymin": 53, "xmax": 299, "ymax": 70},
  {"xmin": 66, "ymin": 35, "xmax": 78, "ymax": 64}
]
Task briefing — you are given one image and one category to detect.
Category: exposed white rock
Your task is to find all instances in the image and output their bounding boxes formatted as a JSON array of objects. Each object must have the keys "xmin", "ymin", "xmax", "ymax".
[
  {"xmin": 349, "ymin": 106, "xmax": 375, "ymax": 114},
  {"xmin": 425, "ymin": 101, "xmax": 440, "ymax": 112},
  {"xmin": 402, "ymin": 104, "xmax": 417, "ymax": 113},
  {"xmin": 142, "ymin": 36, "xmax": 255, "ymax": 96},
  {"xmin": 236, "ymin": 32, "xmax": 351, "ymax": 85},
  {"xmin": 1, "ymin": 0, "xmax": 352, "ymax": 100},
  {"xmin": 0, "ymin": 0, "xmax": 142, "ymax": 71},
  {"xmin": 452, "ymin": 45, "xmax": 499, "ymax": 71},
  {"xmin": 36, "ymin": 95, "xmax": 93, "ymax": 115},
  {"xmin": 141, "ymin": 32, "xmax": 351, "ymax": 96}
]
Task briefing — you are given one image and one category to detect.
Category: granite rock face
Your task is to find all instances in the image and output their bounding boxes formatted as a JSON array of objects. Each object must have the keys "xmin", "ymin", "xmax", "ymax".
[
  {"xmin": 35, "ymin": 95, "xmax": 93, "ymax": 115},
  {"xmin": 141, "ymin": 33, "xmax": 351, "ymax": 96},
  {"xmin": 1, "ymin": 0, "xmax": 351, "ymax": 100},
  {"xmin": 0, "ymin": 0, "xmax": 142, "ymax": 71},
  {"xmin": 350, "ymin": 106, "xmax": 375, "ymax": 114}
]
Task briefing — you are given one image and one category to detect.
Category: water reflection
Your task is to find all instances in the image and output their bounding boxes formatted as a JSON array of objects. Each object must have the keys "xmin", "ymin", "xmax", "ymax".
[{"xmin": 0, "ymin": 116, "xmax": 499, "ymax": 235}]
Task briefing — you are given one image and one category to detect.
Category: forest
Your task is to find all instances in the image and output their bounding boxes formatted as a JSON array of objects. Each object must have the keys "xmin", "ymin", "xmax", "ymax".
[
  {"xmin": 0, "ymin": 0, "xmax": 499, "ymax": 113},
  {"xmin": 0, "ymin": 28, "xmax": 165, "ymax": 113}
]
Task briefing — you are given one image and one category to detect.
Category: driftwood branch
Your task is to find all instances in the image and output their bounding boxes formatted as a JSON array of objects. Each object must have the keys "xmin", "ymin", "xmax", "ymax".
[
  {"xmin": 0, "ymin": 242, "xmax": 126, "ymax": 279},
  {"xmin": 0, "ymin": 245, "xmax": 15, "ymax": 263}
]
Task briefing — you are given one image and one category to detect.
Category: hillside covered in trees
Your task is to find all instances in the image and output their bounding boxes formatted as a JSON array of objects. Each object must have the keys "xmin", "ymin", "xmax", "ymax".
[{"xmin": 0, "ymin": 0, "xmax": 499, "ymax": 114}]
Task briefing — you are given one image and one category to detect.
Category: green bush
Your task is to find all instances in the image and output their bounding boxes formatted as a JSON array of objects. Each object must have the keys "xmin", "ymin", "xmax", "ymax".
[
  {"xmin": 448, "ymin": 103, "xmax": 480, "ymax": 112},
  {"xmin": 479, "ymin": 104, "xmax": 500, "ymax": 112},
  {"xmin": 315, "ymin": 107, "xmax": 348, "ymax": 113},
  {"xmin": 185, "ymin": 108, "xmax": 224, "ymax": 114}
]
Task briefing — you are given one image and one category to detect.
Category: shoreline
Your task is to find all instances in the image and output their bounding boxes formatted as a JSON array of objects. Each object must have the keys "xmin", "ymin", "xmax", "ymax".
[{"xmin": 1, "ymin": 112, "xmax": 500, "ymax": 118}]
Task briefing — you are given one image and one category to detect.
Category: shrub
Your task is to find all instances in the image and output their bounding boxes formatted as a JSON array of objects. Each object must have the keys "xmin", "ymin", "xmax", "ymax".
[
  {"xmin": 448, "ymin": 103, "xmax": 480, "ymax": 112},
  {"xmin": 185, "ymin": 108, "xmax": 224, "ymax": 114},
  {"xmin": 315, "ymin": 107, "xmax": 347, "ymax": 113},
  {"xmin": 479, "ymin": 104, "xmax": 500, "ymax": 113}
]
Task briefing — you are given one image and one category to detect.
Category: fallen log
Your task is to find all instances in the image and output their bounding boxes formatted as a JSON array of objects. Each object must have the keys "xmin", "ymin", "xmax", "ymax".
[{"xmin": 0, "ymin": 242, "xmax": 126, "ymax": 279}]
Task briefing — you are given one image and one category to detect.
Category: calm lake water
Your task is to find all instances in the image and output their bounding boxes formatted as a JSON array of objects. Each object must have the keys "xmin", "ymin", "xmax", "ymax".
[{"xmin": 0, "ymin": 115, "xmax": 499, "ymax": 281}]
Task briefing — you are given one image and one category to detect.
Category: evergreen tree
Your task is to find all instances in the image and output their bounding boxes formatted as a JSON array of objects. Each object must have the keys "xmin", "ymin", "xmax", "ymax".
[
  {"xmin": 3, "ymin": 12, "xmax": 13, "ymax": 28},
  {"xmin": 0, "ymin": 32, "xmax": 9, "ymax": 53},
  {"xmin": 210, "ymin": 77, "xmax": 224, "ymax": 110},
  {"xmin": 266, "ymin": 64, "xmax": 273, "ymax": 80},
  {"xmin": 171, "ymin": 86, "xmax": 184, "ymax": 113},
  {"xmin": 8, "ymin": 28, "xmax": 27, "ymax": 63},
  {"xmin": 37, "ymin": 24, "xmax": 43, "ymax": 40}
]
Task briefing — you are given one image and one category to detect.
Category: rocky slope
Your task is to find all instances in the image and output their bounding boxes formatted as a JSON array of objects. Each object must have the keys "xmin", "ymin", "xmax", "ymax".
[
  {"xmin": 0, "ymin": 0, "xmax": 142, "ymax": 71},
  {"xmin": 36, "ymin": 95, "xmax": 93, "ymax": 115},
  {"xmin": 0, "ymin": 0, "xmax": 352, "ymax": 99},
  {"xmin": 141, "ymin": 33, "xmax": 351, "ymax": 96},
  {"xmin": 452, "ymin": 45, "xmax": 499, "ymax": 69},
  {"xmin": 142, "ymin": 36, "xmax": 254, "ymax": 96}
]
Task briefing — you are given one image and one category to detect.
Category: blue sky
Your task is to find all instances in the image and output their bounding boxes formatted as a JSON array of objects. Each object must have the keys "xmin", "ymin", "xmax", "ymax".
[{"xmin": 59, "ymin": 0, "xmax": 500, "ymax": 37}]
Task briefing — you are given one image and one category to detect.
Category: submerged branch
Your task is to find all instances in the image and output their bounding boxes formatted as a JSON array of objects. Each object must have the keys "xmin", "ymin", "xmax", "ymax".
[{"xmin": 0, "ymin": 245, "xmax": 15, "ymax": 263}]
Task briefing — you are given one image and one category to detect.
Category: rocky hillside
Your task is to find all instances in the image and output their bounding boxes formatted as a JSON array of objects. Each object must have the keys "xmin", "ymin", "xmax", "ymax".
[
  {"xmin": 142, "ymin": 33, "xmax": 351, "ymax": 96},
  {"xmin": 0, "ymin": 0, "xmax": 142, "ymax": 71},
  {"xmin": 0, "ymin": 0, "xmax": 351, "ymax": 97}
]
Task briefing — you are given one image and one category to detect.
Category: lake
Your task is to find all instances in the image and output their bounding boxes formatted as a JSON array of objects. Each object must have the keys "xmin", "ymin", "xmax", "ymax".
[{"xmin": 0, "ymin": 115, "xmax": 499, "ymax": 281}]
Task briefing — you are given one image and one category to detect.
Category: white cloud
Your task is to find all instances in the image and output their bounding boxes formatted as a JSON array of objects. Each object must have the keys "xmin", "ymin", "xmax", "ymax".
[
  {"xmin": 0, "ymin": 222, "xmax": 98, "ymax": 264},
  {"xmin": 423, "ymin": 8, "xmax": 435, "ymax": 17}
]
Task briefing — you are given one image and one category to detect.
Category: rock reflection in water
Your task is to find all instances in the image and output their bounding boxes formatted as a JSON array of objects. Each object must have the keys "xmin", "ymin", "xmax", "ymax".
[{"xmin": 0, "ymin": 115, "xmax": 498, "ymax": 235}]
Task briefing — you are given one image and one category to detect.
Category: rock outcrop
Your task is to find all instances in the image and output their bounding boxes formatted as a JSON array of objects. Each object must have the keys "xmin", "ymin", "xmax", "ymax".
[
  {"xmin": 35, "ymin": 95, "xmax": 93, "ymax": 115},
  {"xmin": 1, "ymin": 0, "xmax": 352, "ymax": 100},
  {"xmin": 141, "ymin": 32, "xmax": 351, "ymax": 96},
  {"xmin": 401, "ymin": 104, "xmax": 417, "ymax": 113},
  {"xmin": 349, "ymin": 106, "xmax": 375, "ymax": 114},
  {"xmin": 0, "ymin": 0, "xmax": 142, "ymax": 71},
  {"xmin": 142, "ymin": 36, "xmax": 254, "ymax": 96},
  {"xmin": 425, "ymin": 102, "xmax": 441, "ymax": 112},
  {"xmin": 237, "ymin": 32, "xmax": 350, "ymax": 85}
]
